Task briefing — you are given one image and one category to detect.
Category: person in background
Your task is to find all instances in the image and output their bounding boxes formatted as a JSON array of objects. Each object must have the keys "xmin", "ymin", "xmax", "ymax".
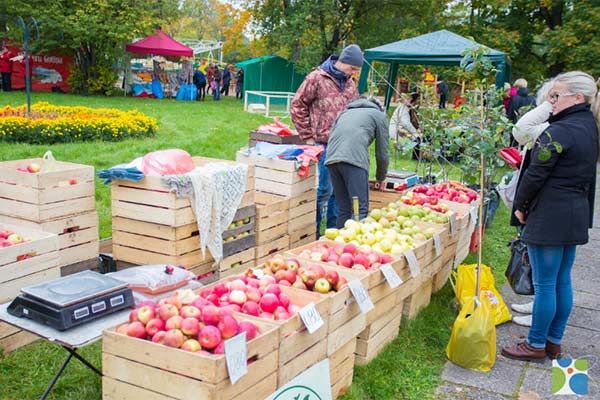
[
  {"xmin": 193, "ymin": 67, "xmax": 206, "ymax": 101},
  {"xmin": 389, "ymin": 92, "xmax": 421, "ymax": 159},
  {"xmin": 0, "ymin": 46, "xmax": 13, "ymax": 92},
  {"xmin": 437, "ymin": 76, "xmax": 449, "ymax": 109},
  {"xmin": 235, "ymin": 68, "xmax": 244, "ymax": 100},
  {"xmin": 502, "ymin": 71, "xmax": 599, "ymax": 362},
  {"xmin": 508, "ymin": 79, "xmax": 554, "ymax": 327},
  {"xmin": 212, "ymin": 65, "xmax": 221, "ymax": 101},
  {"xmin": 325, "ymin": 96, "xmax": 389, "ymax": 227},
  {"xmin": 221, "ymin": 64, "xmax": 231, "ymax": 96},
  {"xmin": 503, "ymin": 82, "xmax": 517, "ymax": 111},
  {"xmin": 290, "ymin": 44, "xmax": 362, "ymax": 238},
  {"xmin": 206, "ymin": 63, "xmax": 214, "ymax": 95},
  {"xmin": 507, "ymin": 78, "xmax": 536, "ymax": 124}
]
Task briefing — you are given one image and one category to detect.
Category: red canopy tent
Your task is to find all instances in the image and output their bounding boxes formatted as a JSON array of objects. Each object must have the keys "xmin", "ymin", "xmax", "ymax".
[{"xmin": 125, "ymin": 29, "xmax": 193, "ymax": 57}]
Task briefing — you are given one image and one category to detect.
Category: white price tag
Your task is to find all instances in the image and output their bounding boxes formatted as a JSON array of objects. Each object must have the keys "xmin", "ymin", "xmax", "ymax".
[
  {"xmin": 348, "ymin": 280, "xmax": 374, "ymax": 314},
  {"xmin": 433, "ymin": 233, "xmax": 442, "ymax": 257},
  {"xmin": 449, "ymin": 213, "xmax": 457, "ymax": 235},
  {"xmin": 299, "ymin": 302, "xmax": 324, "ymax": 334},
  {"xmin": 224, "ymin": 332, "xmax": 247, "ymax": 384},
  {"xmin": 381, "ymin": 263, "xmax": 403, "ymax": 289},
  {"xmin": 404, "ymin": 249, "xmax": 421, "ymax": 277},
  {"xmin": 469, "ymin": 207, "xmax": 478, "ymax": 225}
]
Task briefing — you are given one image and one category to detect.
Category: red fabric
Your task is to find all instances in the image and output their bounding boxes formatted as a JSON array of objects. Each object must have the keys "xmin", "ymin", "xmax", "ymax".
[
  {"xmin": 256, "ymin": 118, "xmax": 297, "ymax": 136},
  {"xmin": 499, "ymin": 147, "xmax": 522, "ymax": 170},
  {"xmin": 295, "ymin": 145, "xmax": 324, "ymax": 178},
  {"xmin": 126, "ymin": 29, "xmax": 193, "ymax": 57},
  {"xmin": 0, "ymin": 50, "xmax": 13, "ymax": 73}
]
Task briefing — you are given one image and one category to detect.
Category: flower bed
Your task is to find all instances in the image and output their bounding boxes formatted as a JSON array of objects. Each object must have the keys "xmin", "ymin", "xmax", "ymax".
[{"xmin": 0, "ymin": 102, "xmax": 157, "ymax": 144}]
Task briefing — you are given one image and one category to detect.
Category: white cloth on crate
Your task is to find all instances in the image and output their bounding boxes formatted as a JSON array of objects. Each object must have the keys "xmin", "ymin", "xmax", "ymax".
[{"xmin": 187, "ymin": 163, "xmax": 247, "ymax": 263}]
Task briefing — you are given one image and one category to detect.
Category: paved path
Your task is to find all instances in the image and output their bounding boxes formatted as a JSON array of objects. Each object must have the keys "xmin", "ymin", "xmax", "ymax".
[{"xmin": 436, "ymin": 179, "xmax": 600, "ymax": 399}]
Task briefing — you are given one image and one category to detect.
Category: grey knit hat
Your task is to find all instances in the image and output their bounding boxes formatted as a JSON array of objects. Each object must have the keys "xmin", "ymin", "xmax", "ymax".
[{"xmin": 339, "ymin": 44, "xmax": 363, "ymax": 67}]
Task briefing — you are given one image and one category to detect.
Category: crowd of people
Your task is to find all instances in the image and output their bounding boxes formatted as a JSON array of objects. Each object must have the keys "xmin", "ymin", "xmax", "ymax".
[
  {"xmin": 192, "ymin": 62, "xmax": 244, "ymax": 102},
  {"xmin": 291, "ymin": 43, "xmax": 600, "ymax": 366}
]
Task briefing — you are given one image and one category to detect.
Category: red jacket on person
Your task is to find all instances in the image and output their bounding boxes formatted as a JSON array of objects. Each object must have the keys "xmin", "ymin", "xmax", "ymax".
[{"xmin": 0, "ymin": 50, "xmax": 13, "ymax": 73}]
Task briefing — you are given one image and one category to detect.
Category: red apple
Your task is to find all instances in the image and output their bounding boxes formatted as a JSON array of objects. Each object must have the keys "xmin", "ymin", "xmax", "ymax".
[
  {"xmin": 230, "ymin": 279, "xmax": 247, "ymax": 292},
  {"xmin": 136, "ymin": 305, "xmax": 155, "ymax": 325},
  {"xmin": 246, "ymin": 287, "xmax": 261, "ymax": 303},
  {"xmin": 260, "ymin": 293, "xmax": 279, "ymax": 313},
  {"xmin": 164, "ymin": 329, "xmax": 185, "ymax": 348},
  {"xmin": 265, "ymin": 284, "xmax": 281, "ymax": 297},
  {"xmin": 301, "ymin": 270, "xmax": 317, "ymax": 288},
  {"xmin": 145, "ymin": 318, "xmax": 165, "ymax": 337},
  {"xmin": 201, "ymin": 305, "xmax": 221, "ymax": 326},
  {"xmin": 181, "ymin": 317, "xmax": 200, "ymax": 336},
  {"xmin": 217, "ymin": 315, "xmax": 239, "ymax": 339},
  {"xmin": 158, "ymin": 304, "xmax": 179, "ymax": 321},
  {"xmin": 213, "ymin": 341, "xmax": 225, "ymax": 354},
  {"xmin": 343, "ymin": 243, "xmax": 357, "ymax": 255},
  {"xmin": 116, "ymin": 323, "xmax": 129, "ymax": 335},
  {"xmin": 126, "ymin": 321, "xmax": 147, "ymax": 339},
  {"xmin": 354, "ymin": 254, "xmax": 370, "ymax": 269},
  {"xmin": 27, "ymin": 163, "xmax": 41, "ymax": 173},
  {"xmin": 180, "ymin": 305, "xmax": 201, "ymax": 319},
  {"xmin": 229, "ymin": 290, "xmax": 247, "ymax": 306},
  {"xmin": 309, "ymin": 265, "xmax": 326, "ymax": 279},
  {"xmin": 129, "ymin": 309, "xmax": 140, "ymax": 323},
  {"xmin": 213, "ymin": 282, "xmax": 228, "ymax": 297},
  {"xmin": 198, "ymin": 325, "xmax": 222, "ymax": 350},
  {"xmin": 242, "ymin": 300, "xmax": 260, "ymax": 316},
  {"xmin": 180, "ymin": 339, "xmax": 201, "ymax": 352},
  {"xmin": 335, "ymin": 277, "xmax": 348, "ymax": 291},
  {"xmin": 151, "ymin": 330, "xmax": 167, "ymax": 344},
  {"xmin": 285, "ymin": 258, "xmax": 300, "ymax": 272},
  {"xmin": 165, "ymin": 315, "xmax": 183, "ymax": 331},
  {"xmin": 338, "ymin": 253, "xmax": 354, "ymax": 268},
  {"xmin": 278, "ymin": 293, "xmax": 291, "ymax": 309},
  {"xmin": 325, "ymin": 270, "xmax": 339, "ymax": 287},
  {"xmin": 292, "ymin": 280, "xmax": 307, "ymax": 290},
  {"xmin": 237, "ymin": 321, "xmax": 258, "ymax": 341}
]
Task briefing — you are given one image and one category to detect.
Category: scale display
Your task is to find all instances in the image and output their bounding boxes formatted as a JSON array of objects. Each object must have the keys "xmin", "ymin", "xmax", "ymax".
[{"xmin": 8, "ymin": 271, "xmax": 134, "ymax": 331}]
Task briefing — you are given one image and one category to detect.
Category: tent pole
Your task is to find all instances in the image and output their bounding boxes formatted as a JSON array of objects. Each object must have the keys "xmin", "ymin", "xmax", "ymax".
[{"xmin": 384, "ymin": 63, "xmax": 398, "ymax": 110}]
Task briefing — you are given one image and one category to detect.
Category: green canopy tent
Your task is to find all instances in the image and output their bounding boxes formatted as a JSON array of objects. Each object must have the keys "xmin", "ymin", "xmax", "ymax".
[
  {"xmin": 235, "ymin": 55, "xmax": 305, "ymax": 94},
  {"xmin": 357, "ymin": 30, "xmax": 510, "ymax": 108}
]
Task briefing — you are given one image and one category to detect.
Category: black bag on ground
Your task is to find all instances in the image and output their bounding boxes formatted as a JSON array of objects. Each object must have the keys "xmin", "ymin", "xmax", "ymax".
[{"xmin": 505, "ymin": 237, "xmax": 534, "ymax": 295}]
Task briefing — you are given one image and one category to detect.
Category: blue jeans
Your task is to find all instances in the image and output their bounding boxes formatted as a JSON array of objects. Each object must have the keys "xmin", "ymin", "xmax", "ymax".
[
  {"xmin": 527, "ymin": 244, "xmax": 576, "ymax": 349},
  {"xmin": 213, "ymin": 83, "xmax": 220, "ymax": 100},
  {"xmin": 316, "ymin": 144, "xmax": 338, "ymax": 237}
]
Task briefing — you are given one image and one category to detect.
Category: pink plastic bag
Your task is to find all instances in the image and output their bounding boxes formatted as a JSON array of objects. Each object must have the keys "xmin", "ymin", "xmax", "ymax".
[
  {"xmin": 256, "ymin": 118, "xmax": 297, "ymax": 136},
  {"xmin": 141, "ymin": 149, "xmax": 195, "ymax": 176}
]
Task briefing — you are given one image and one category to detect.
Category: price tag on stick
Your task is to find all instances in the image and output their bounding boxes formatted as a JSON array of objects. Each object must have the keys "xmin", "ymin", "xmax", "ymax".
[
  {"xmin": 381, "ymin": 263, "xmax": 403, "ymax": 289},
  {"xmin": 404, "ymin": 249, "xmax": 421, "ymax": 277},
  {"xmin": 225, "ymin": 332, "xmax": 247, "ymax": 384},
  {"xmin": 449, "ymin": 214, "xmax": 457, "ymax": 235},
  {"xmin": 299, "ymin": 302, "xmax": 324, "ymax": 334},
  {"xmin": 433, "ymin": 233, "xmax": 442, "ymax": 257},
  {"xmin": 348, "ymin": 280, "xmax": 374, "ymax": 314}
]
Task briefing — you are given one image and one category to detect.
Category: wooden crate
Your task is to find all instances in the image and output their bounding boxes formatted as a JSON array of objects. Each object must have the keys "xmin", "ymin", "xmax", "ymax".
[
  {"xmin": 0, "ymin": 211, "xmax": 99, "ymax": 271},
  {"xmin": 218, "ymin": 247, "xmax": 255, "ymax": 275},
  {"xmin": 288, "ymin": 189, "xmax": 316, "ymax": 234},
  {"xmin": 289, "ymin": 224, "xmax": 315, "ymax": 249},
  {"xmin": 433, "ymin": 259, "xmax": 453, "ymax": 292},
  {"xmin": 248, "ymin": 131, "xmax": 304, "ymax": 147},
  {"xmin": 102, "ymin": 315, "xmax": 279, "ymax": 400},
  {"xmin": 368, "ymin": 187, "xmax": 405, "ymax": 211},
  {"xmin": 329, "ymin": 337, "xmax": 356, "ymax": 399},
  {"xmin": 255, "ymin": 235, "xmax": 289, "ymax": 265},
  {"xmin": 0, "ymin": 158, "xmax": 95, "ymax": 223},
  {"xmin": 402, "ymin": 277, "xmax": 433, "ymax": 319},
  {"xmin": 0, "ymin": 222, "xmax": 59, "ymax": 353},
  {"xmin": 236, "ymin": 151, "xmax": 317, "ymax": 198},
  {"xmin": 254, "ymin": 192, "xmax": 289, "ymax": 245},
  {"xmin": 355, "ymin": 305, "xmax": 403, "ymax": 365}
]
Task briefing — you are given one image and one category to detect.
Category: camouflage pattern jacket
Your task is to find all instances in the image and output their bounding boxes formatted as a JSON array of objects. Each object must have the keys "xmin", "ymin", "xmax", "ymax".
[{"xmin": 290, "ymin": 68, "xmax": 358, "ymax": 143}]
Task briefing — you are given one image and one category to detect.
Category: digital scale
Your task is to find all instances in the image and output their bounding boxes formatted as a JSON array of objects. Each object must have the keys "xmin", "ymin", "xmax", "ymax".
[
  {"xmin": 384, "ymin": 170, "xmax": 419, "ymax": 190},
  {"xmin": 7, "ymin": 270, "xmax": 134, "ymax": 331}
]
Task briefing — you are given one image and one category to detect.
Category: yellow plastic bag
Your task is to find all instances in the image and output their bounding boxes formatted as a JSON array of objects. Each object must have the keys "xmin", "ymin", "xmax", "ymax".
[
  {"xmin": 450, "ymin": 263, "xmax": 512, "ymax": 326},
  {"xmin": 446, "ymin": 295, "xmax": 496, "ymax": 372}
]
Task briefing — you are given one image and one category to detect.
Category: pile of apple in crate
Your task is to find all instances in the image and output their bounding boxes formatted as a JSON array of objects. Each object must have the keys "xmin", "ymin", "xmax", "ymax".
[
  {"xmin": 102, "ymin": 179, "xmax": 480, "ymax": 400},
  {"xmin": 0, "ymin": 157, "xmax": 99, "ymax": 353}
]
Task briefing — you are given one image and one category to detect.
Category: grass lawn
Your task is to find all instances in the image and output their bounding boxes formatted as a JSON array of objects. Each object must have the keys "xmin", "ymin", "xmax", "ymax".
[{"xmin": 0, "ymin": 92, "xmax": 514, "ymax": 399}]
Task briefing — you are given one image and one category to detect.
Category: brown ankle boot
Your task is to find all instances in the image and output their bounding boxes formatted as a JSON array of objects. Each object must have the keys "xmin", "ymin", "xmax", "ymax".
[
  {"xmin": 501, "ymin": 341, "xmax": 546, "ymax": 363},
  {"xmin": 546, "ymin": 341, "xmax": 562, "ymax": 359}
]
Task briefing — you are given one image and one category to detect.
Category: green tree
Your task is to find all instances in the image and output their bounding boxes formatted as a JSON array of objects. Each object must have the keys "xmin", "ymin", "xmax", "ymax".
[{"xmin": 1, "ymin": 0, "xmax": 178, "ymax": 94}]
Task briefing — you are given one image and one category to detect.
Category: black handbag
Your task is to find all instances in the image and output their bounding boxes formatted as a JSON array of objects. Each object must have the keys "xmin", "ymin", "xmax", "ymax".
[{"xmin": 505, "ymin": 237, "xmax": 534, "ymax": 295}]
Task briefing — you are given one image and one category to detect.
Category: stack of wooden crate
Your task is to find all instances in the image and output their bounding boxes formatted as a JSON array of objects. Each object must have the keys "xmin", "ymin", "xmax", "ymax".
[
  {"xmin": 218, "ymin": 204, "xmax": 257, "ymax": 275},
  {"xmin": 0, "ymin": 222, "xmax": 59, "ymax": 353},
  {"xmin": 236, "ymin": 150, "xmax": 318, "ymax": 262},
  {"xmin": 111, "ymin": 157, "xmax": 254, "ymax": 276},
  {"xmin": 253, "ymin": 192, "xmax": 289, "ymax": 266},
  {"xmin": 0, "ymin": 158, "xmax": 99, "ymax": 275}
]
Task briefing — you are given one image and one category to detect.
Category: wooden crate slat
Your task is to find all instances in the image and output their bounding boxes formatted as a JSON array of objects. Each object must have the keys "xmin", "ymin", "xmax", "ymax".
[
  {"xmin": 327, "ymin": 312, "xmax": 366, "ymax": 356},
  {"xmin": 255, "ymin": 176, "xmax": 315, "ymax": 198},
  {"xmin": 103, "ymin": 377, "xmax": 178, "ymax": 400},
  {"xmin": 255, "ymin": 192, "xmax": 289, "ymax": 216},
  {"xmin": 0, "ymin": 329, "xmax": 39, "ymax": 354},
  {"xmin": 288, "ymin": 210, "xmax": 316, "ymax": 232},
  {"xmin": 112, "ymin": 244, "xmax": 214, "ymax": 268},
  {"xmin": 58, "ymin": 242, "xmax": 100, "ymax": 267},
  {"xmin": 1, "ymin": 251, "xmax": 61, "ymax": 283},
  {"xmin": 111, "ymin": 200, "xmax": 195, "ymax": 227},
  {"xmin": 255, "ymin": 235, "xmax": 289, "ymax": 259},
  {"xmin": 0, "ymin": 159, "xmax": 93, "ymax": 189},
  {"xmin": 289, "ymin": 188, "xmax": 317, "ymax": 210},
  {"xmin": 289, "ymin": 223, "xmax": 314, "ymax": 245},
  {"xmin": 354, "ymin": 313, "xmax": 402, "ymax": 365},
  {"xmin": 255, "ymin": 165, "xmax": 315, "ymax": 186},
  {"xmin": 257, "ymin": 221, "xmax": 288, "ymax": 245},
  {"xmin": 0, "ymin": 266, "xmax": 61, "ymax": 303},
  {"xmin": 219, "ymin": 247, "xmax": 255, "ymax": 272},
  {"xmin": 59, "ymin": 226, "xmax": 98, "ymax": 249},
  {"xmin": 330, "ymin": 348, "xmax": 355, "ymax": 388},
  {"xmin": 112, "ymin": 184, "xmax": 184, "ymax": 209},
  {"xmin": 278, "ymin": 339, "xmax": 326, "ymax": 388},
  {"xmin": 331, "ymin": 369, "xmax": 353, "ymax": 399}
]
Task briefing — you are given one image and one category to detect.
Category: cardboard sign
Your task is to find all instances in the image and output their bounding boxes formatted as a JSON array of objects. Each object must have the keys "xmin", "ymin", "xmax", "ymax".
[
  {"xmin": 299, "ymin": 302, "xmax": 324, "ymax": 334},
  {"xmin": 433, "ymin": 233, "xmax": 443, "ymax": 257},
  {"xmin": 404, "ymin": 249, "xmax": 421, "ymax": 277},
  {"xmin": 225, "ymin": 332, "xmax": 247, "ymax": 384},
  {"xmin": 348, "ymin": 280, "xmax": 374, "ymax": 314},
  {"xmin": 381, "ymin": 263, "xmax": 403, "ymax": 288}
]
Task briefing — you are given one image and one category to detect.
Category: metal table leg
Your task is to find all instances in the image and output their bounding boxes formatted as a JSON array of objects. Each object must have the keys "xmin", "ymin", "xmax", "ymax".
[{"xmin": 39, "ymin": 346, "xmax": 101, "ymax": 400}]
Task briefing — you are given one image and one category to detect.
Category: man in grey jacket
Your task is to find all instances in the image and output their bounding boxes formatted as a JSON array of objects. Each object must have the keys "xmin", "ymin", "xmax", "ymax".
[{"xmin": 325, "ymin": 97, "xmax": 389, "ymax": 228}]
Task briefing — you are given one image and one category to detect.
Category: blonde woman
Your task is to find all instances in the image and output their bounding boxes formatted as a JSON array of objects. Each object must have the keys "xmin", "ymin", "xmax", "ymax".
[{"xmin": 502, "ymin": 71, "xmax": 599, "ymax": 362}]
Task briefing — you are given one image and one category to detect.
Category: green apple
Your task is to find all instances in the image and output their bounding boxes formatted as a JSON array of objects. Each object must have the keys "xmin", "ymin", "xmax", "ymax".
[
  {"xmin": 370, "ymin": 209, "xmax": 382, "ymax": 221},
  {"xmin": 325, "ymin": 228, "xmax": 339, "ymax": 240}
]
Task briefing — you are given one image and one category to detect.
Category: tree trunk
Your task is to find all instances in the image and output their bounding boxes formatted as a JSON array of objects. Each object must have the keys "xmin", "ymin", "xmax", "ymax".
[{"xmin": 540, "ymin": 2, "xmax": 565, "ymax": 75}]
